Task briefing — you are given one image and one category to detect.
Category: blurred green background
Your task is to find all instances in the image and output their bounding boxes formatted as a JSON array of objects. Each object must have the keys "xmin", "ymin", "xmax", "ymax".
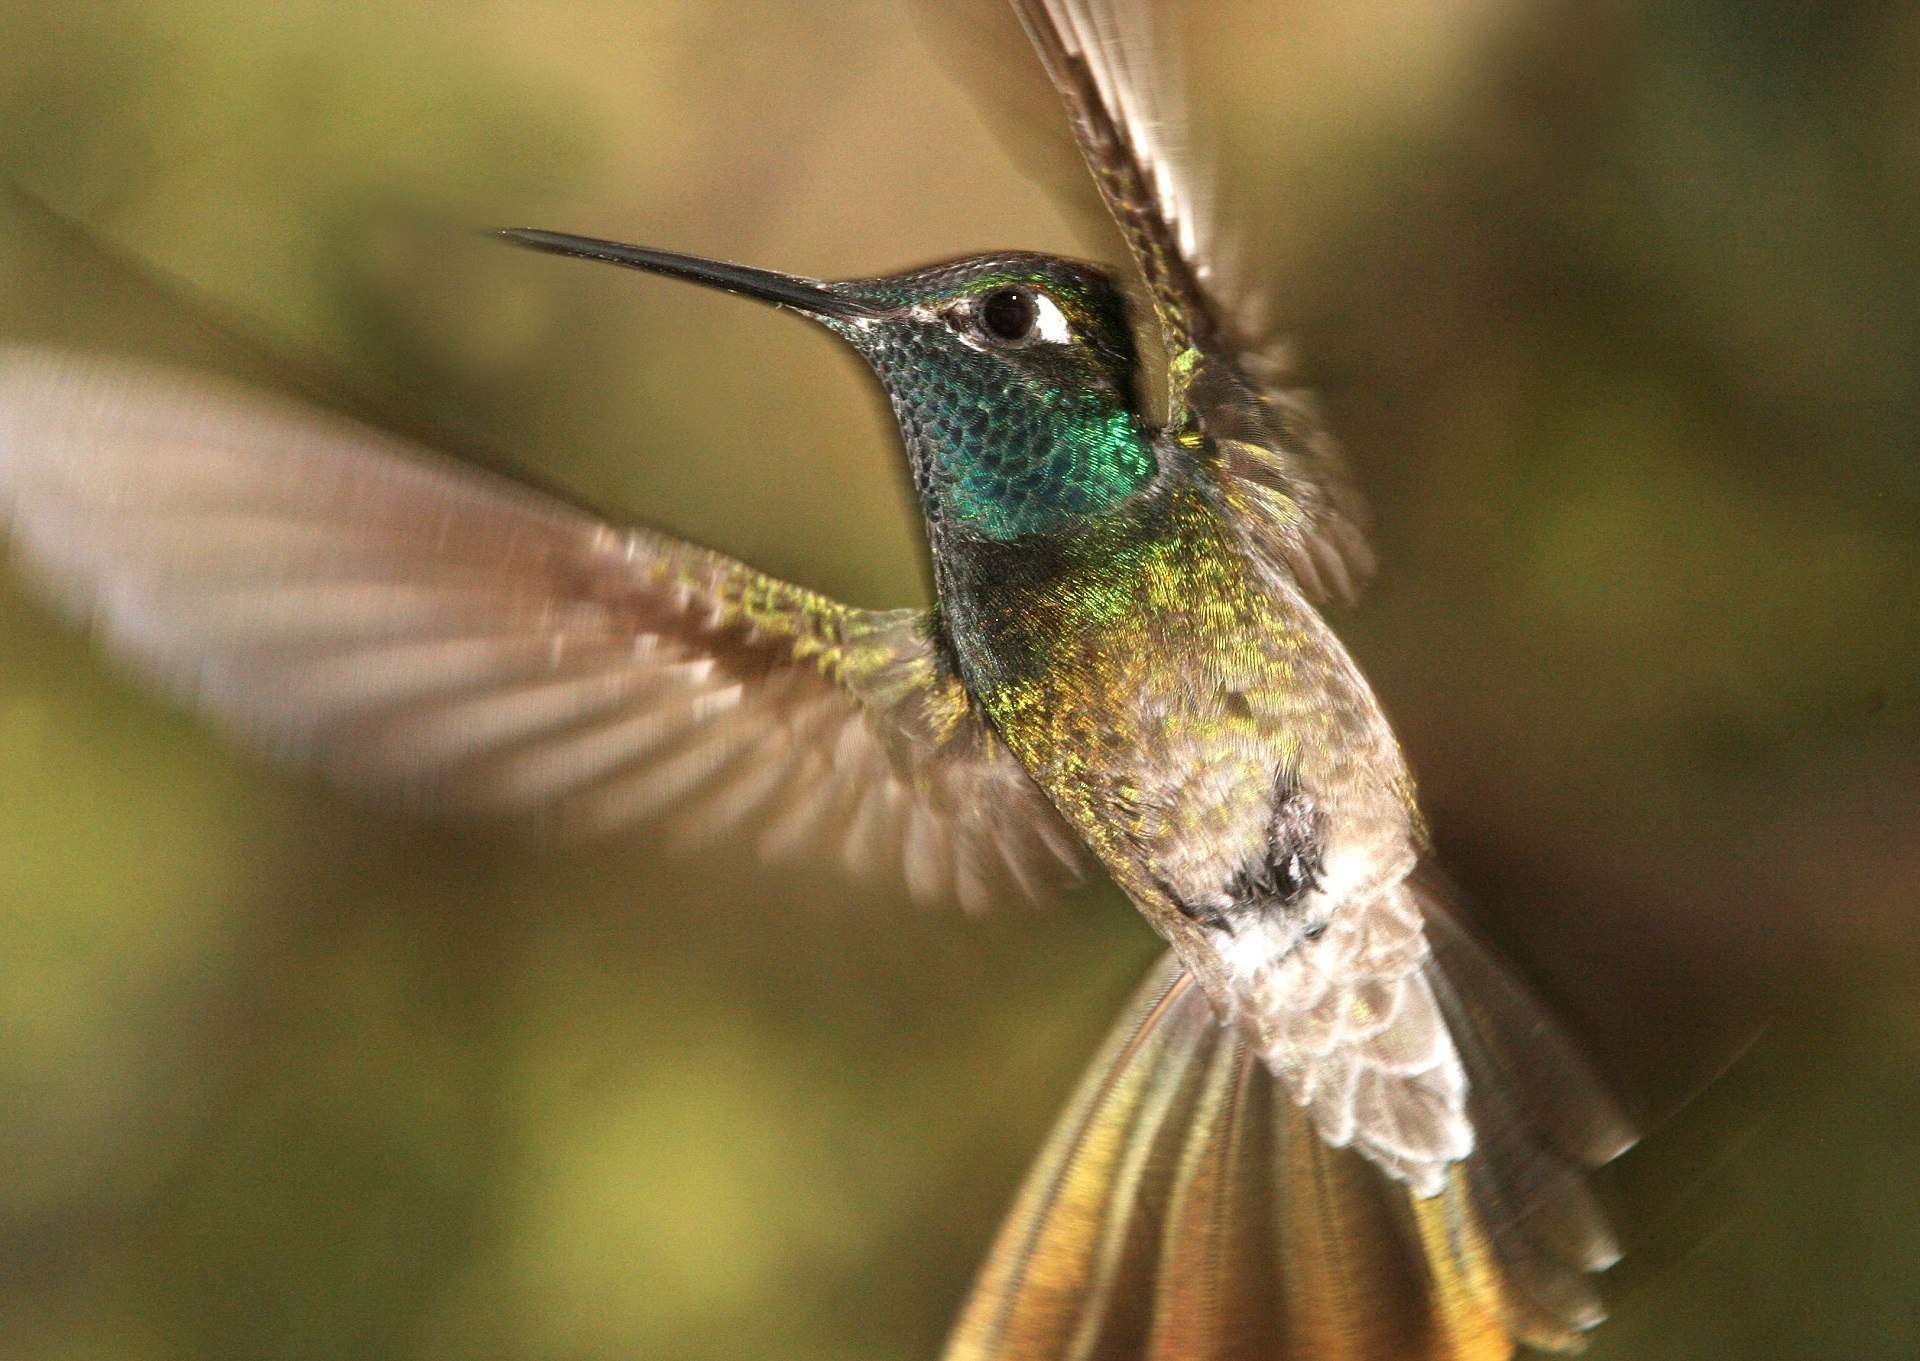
[{"xmin": 1, "ymin": 1, "xmax": 1916, "ymax": 1357}]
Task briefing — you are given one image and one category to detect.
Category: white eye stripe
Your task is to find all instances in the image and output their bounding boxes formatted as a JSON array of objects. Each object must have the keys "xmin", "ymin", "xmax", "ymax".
[{"xmin": 1031, "ymin": 293, "xmax": 1072, "ymax": 344}]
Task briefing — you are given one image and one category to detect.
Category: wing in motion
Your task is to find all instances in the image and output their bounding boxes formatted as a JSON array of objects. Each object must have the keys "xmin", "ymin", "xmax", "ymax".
[
  {"xmin": 1009, "ymin": 0, "xmax": 1375, "ymax": 601},
  {"xmin": 0, "ymin": 347, "xmax": 1083, "ymax": 911},
  {"xmin": 945, "ymin": 886, "xmax": 1632, "ymax": 1360}
]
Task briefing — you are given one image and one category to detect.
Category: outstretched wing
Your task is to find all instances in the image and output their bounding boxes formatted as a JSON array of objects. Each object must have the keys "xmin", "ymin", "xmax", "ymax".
[
  {"xmin": 0, "ymin": 347, "xmax": 1084, "ymax": 910},
  {"xmin": 1009, "ymin": 0, "xmax": 1374, "ymax": 601}
]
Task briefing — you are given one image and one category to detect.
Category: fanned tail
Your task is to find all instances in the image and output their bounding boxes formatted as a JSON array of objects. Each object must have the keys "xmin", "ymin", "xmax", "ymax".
[{"xmin": 943, "ymin": 893, "xmax": 1630, "ymax": 1360}]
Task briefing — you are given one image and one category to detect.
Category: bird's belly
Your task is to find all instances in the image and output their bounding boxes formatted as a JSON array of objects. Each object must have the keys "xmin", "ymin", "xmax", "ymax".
[
  {"xmin": 1079, "ymin": 677, "xmax": 1281, "ymax": 894},
  {"xmin": 978, "ymin": 578, "xmax": 1420, "ymax": 933}
]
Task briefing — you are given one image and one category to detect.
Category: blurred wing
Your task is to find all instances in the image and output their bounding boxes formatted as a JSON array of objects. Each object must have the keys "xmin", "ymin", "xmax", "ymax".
[
  {"xmin": 1009, "ymin": 0, "xmax": 1375, "ymax": 601},
  {"xmin": 1008, "ymin": 0, "xmax": 1210, "ymax": 353},
  {"xmin": 0, "ymin": 348, "xmax": 1084, "ymax": 910},
  {"xmin": 944, "ymin": 933, "xmax": 1631, "ymax": 1361}
]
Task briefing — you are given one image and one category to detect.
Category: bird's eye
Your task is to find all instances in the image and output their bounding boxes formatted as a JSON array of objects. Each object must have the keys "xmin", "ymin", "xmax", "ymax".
[{"xmin": 977, "ymin": 286, "xmax": 1040, "ymax": 344}]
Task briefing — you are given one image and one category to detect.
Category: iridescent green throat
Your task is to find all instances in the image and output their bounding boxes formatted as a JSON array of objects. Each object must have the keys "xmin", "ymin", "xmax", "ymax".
[
  {"xmin": 838, "ymin": 290, "xmax": 1158, "ymax": 540},
  {"xmin": 888, "ymin": 364, "xmax": 1157, "ymax": 540},
  {"xmin": 950, "ymin": 393, "xmax": 1154, "ymax": 539}
]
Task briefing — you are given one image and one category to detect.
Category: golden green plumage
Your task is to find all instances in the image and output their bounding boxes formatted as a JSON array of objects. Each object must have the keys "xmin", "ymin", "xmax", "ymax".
[{"xmin": 947, "ymin": 477, "xmax": 1387, "ymax": 877}]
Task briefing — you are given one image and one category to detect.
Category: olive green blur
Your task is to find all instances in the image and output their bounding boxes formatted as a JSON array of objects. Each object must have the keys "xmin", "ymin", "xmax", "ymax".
[{"xmin": 1, "ymin": 1, "xmax": 1915, "ymax": 1358}]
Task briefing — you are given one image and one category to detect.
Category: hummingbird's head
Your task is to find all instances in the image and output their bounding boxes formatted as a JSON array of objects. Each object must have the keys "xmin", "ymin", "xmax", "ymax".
[
  {"xmin": 502, "ymin": 232, "xmax": 1159, "ymax": 543},
  {"xmin": 829, "ymin": 252, "xmax": 1155, "ymax": 542}
]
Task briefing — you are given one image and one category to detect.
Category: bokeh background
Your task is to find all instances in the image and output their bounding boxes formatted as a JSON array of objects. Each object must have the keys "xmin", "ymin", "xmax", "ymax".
[{"xmin": 1, "ymin": 1, "xmax": 1916, "ymax": 1357}]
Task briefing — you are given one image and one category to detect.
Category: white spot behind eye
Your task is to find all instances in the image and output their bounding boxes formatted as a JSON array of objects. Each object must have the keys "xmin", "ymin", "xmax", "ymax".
[{"xmin": 1032, "ymin": 293, "xmax": 1072, "ymax": 344}]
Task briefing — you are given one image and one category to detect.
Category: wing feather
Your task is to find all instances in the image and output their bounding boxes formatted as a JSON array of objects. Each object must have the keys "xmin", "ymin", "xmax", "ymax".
[
  {"xmin": 0, "ymin": 347, "xmax": 1084, "ymax": 908},
  {"xmin": 1009, "ymin": 0, "xmax": 1375, "ymax": 600}
]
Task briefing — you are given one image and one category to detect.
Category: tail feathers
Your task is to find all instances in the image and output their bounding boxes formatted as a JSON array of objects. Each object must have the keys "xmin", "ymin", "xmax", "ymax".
[
  {"xmin": 943, "ymin": 913, "xmax": 1629, "ymax": 1361},
  {"xmin": 1420, "ymin": 884, "xmax": 1635, "ymax": 1349}
]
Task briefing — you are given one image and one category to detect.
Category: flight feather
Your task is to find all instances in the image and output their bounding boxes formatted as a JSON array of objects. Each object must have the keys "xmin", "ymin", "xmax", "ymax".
[
  {"xmin": 1008, "ymin": 0, "xmax": 1375, "ymax": 601},
  {"xmin": 0, "ymin": 347, "xmax": 1083, "ymax": 911}
]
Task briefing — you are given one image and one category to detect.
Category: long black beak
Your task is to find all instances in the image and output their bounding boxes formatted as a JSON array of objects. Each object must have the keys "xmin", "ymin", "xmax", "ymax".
[{"xmin": 498, "ymin": 229, "xmax": 881, "ymax": 321}]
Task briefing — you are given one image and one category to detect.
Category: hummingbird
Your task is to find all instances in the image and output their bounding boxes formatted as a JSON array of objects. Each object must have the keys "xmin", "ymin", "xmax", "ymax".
[{"xmin": 0, "ymin": 1, "xmax": 1633, "ymax": 1357}]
